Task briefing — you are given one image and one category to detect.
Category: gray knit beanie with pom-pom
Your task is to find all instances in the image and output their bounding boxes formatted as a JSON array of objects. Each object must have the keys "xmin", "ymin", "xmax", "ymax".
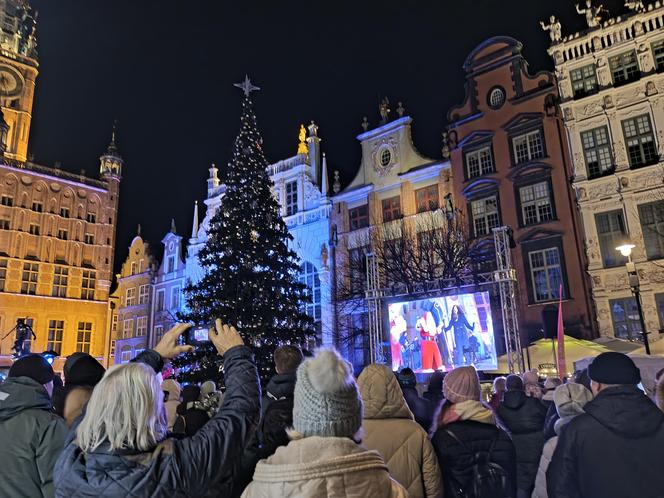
[{"xmin": 292, "ymin": 348, "xmax": 363, "ymax": 438}]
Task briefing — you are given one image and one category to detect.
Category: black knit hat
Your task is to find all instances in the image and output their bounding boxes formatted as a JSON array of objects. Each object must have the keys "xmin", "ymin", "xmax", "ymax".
[
  {"xmin": 64, "ymin": 354, "xmax": 105, "ymax": 387},
  {"xmin": 9, "ymin": 354, "xmax": 55, "ymax": 385},
  {"xmin": 506, "ymin": 374, "xmax": 524, "ymax": 391},
  {"xmin": 588, "ymin": 352, "xmax": 641, "ymax": 385}
]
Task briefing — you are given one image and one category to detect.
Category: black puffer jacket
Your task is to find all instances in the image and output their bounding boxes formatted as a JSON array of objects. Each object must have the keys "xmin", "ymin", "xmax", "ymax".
[
  {"xmin": 401, "ymin": 386, "xmax": 433, "ymax": 432},
  {"xmin": 496, "ymin": 390, "xmax": 547, "ymax": 492},
  {"xmin": 260, "ymin": 372, "xmax": 296, "ymax": 455},
  {"xmin": 432, "ymin": 420, "xmax": 516, "ymax": 498},
  {"xmin": 547, "ymin": 385, "xmax": 664, "ymax": 498},
  {"xmin": 54, "ymin": 346, "xmax": 260, "ymax": 498}
]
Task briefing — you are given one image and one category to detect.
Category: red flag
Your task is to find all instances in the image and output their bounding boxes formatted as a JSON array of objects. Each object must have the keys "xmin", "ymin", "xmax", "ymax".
[{"xmin": 557, "ymin": 284, "xmax": 566, "ymax": 380}]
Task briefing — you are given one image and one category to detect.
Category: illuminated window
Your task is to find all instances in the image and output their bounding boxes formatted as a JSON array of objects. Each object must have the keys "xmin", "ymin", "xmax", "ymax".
[
  {"xmin": 29, "ymin": 223, "xmax": 40, "ymax": 235},
  {"xmin": 380, "ymin": 149, "xmax": 392, "ymax": 167},
  {"xmin": 349, "ymin": 246, "xmax": 368, "ymax": 295},
  {"xmin": 130, "ymin": 262, "xmax": 137, "ymax": 275},
  {"xmin": 381, "ymin": 196, "xmax": 401, "ymax": 222},
  {"xmin": 60, "ymin": 207, "xmax": 70, "ymax": 218},
  {"xmin": 111, "ymin": 314, "xmax": 118, "ymax": 332},
  {"xmin": 86, "ymin": 212, "xmax": 96, "ymax": 223},
  {"xmin": 81, "ymin": 270, "xmax": 95, "ymax": 300},
  {"xmin": 120, "ymin": 347, "xmax": 132, "ymax": 363},
  {"xmin": 466, "ymin": 146, "xmax": 494, "ymax": 179},
  {"xmin": 581, "ymin": 126, "xmax": 613, "ymax": 178},
  {"xmin": 610, "ymin": 298, "xmax": 642, "ymax": 341},
  {"xmin": 520, "ymin": 181, "xmax": 553, "ymax": 226},
  {"xmin": 167, "ymin": 255, "xmax": 175, "ymax": 273},
  {"xmin": 471, "ymin": 196, "xmax": 500, "ymax": 237},
  {"xmin": 610, "ymin": 50, "xmax": 640, "ymax": 86},
  {"xmin": 0, "ymin": 259, "xmax": 7, "ymax": 291},
  {"xmin": 154, "ymin": 325, "xmax": 164, "ymax": 342},
  {"xmin": 125, "ymin": 287, "xmax": 137, "ymax": 306},
  {"xmin": 570, "ymin": 65, "xmax": 598, "ymax": 98},
  {"xmin": 285, "ymin": 181, "xmax": 298, "ymax": 216},
  {"xmin": 47, "ymin": 320, "xmax": 64, "ymax": 355},
  {"xmin": 123, "ymin": 319, "xmax": 134, "ymax": 338},
  {"xmin": 171, "ymin": 286, "xmax": 180, "ymax": 310},
  {"xmin": 513, "ymin": 130, "xmax": 544, "ymax": 164},
  {"xmin": 137, "ymin": 316, "xmax": 148, "ymax": 336},
  {"xmin": 31, "ymin": 201, "xmax": 43, "ymax": 213},
  {"xmin": 349, "ymin": 205, "xmax": 369, "ymax": 230},
  {"xmin": 299, "ymin": 262, "xmax": 321, "ymax": 334},
  {"xmin": 138, "ymin": 284, "xmax": 150, "ymax": 304},
  {"xmin": 156, "ymin": 289, "xmax": 165, "ymax": 311},
  {"xmin": 52, "ymin": 266, "xmax": 68, "ymax": 297},
  {"xmin": 415, "ymin": 184, "xmax": 439, "ymax": 213},
  {"xmin": 76, "ymin": 322, "xmax": 92, "ymax": 353},
  {"xmin": 488, "ymin": 87, "xmax": 505, "ymax": 108},
  {"xmin": 638, "ymin": 201, "xmax": 664, "ymax": 260},
  {"xmin": 622, "ymin": 115, "xmax": 658, "ymax": 168},
  {"xmin": 653, "ymin": 40, "xmax": 664, "ymax": 72},
  {"xmin": 21, "ymin": 262, "xmax": 38, "ymax": 295},
  {"xmin": 528, "ymin": 248, "xmax": 563, "ymax": 303},
  {"xmin": 57, "ymin": 228, "xmax": 68, "ymax": 240},
  {"xmin": 596, "ymin": 210, "xmax": 628, "ymax": 268},
  {"xmin": 84, "ymin": 233, "xmax": 94, "ymax": 245},
  {"xmin": 1, "ymin": 195, "xmax": 13, "ymax": 206},
  {"xmin": 0, "ymin": 217, "xmax": 9, "ymax": 230}
]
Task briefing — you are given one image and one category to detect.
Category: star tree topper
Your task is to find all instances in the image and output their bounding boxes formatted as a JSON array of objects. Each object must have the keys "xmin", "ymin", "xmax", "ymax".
[{"xmin": 234, "ymin": 75, "xmax": 261, "ymax": 97}]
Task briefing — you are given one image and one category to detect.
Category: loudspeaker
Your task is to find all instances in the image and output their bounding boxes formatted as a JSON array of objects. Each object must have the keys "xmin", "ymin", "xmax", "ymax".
[{"xmin": 542, "ymin": 305, "xmax": 558, "ymax": 339}]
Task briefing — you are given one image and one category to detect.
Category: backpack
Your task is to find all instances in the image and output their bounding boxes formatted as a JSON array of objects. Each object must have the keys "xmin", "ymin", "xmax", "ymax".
[{"xmin": 444, "ymin": 428, "xmax": 511, "ymax": 498}]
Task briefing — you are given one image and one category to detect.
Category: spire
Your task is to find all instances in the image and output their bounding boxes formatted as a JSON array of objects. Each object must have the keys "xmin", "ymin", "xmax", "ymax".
[
  {"xmin": 137, "ymin": 224, "xmax": 142, "ymax": 237},
  {"xmin": 207, "ymin": 163, "xmax": 220, "ymax": 196},
  {"xmin": 321, "ymin": 153, "xmax": 329, "ymax": 197},
  {"xmin": 99, "ymin": 121, "xmax": 123, "ymax": 179},
  {"xmin": 170, "ymin": 218, "xmax": 177, "ymax": 234},
  {"xmin": 191, "ymin": 201, "xmax": 199, "ymax": 239}
]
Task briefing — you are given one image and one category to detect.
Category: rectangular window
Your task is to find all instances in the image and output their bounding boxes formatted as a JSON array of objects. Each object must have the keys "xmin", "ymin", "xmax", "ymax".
[
  {"xmin": 610, "ymin": 298, "xmax": 642, "ymax": 341},
  {"xmin": 86, "ymin": 212, "xmax": 96, "ymax": 223},
  {"xmin": 156, "ymin": 289, "xmax": 165, "ymax": 311},
  {"xmin": 21, "ymin": 262, "xmax": 38, "ymax": 295},
  {"xmin": 154, "ymin": 325, "xmax": 164, "ymax": 342},
  {"xmin": 349, "ymin": 205, "xmax": 369, "ymax": 230},
  {"xmin": 136, "ymin": 316, "xmax": 148, "ymax": 336},
  {"xmin": 415, "ymin": 184, "xmax": 439, "ymax": 213},
  {"xmin": 1, "ymin": 195, "xmax": 13, "ymax": 206},
  {"xmin": 638, "ymin": 201, "xmax": 664, "ymax": 260},
  {"xmin": 610, "ymin": 50, "xmax": 640, "ymax": 86},
  {"xmin": 138, "ymin": 284, "xmax": 150, "ymax": 305},
  {"xmin": 465, "ymin": 146, "xmax": 495, "ymax": 179},
  {"xmin": 285, "ymin": 181, "xmax": 298, "ymax": 216},
  {"xmin": 84, "ymin": 233, "xmax": 94, "ymax": 245},
  {"xmin": 528, "ymin": 247, "xmax": 563, "ymax": 303},
  {"xmin": 570, "ymin": 64, "xmax": 598, "ymax": 98},
  {"xmin": 512, "ymin": 130, "xmax": 544, "ymax": 164},
  {"xmin": 654, "ymin": 40, "xmax": 664, "ymax": 72},
  {"xmin": 81, "ymin": 270, "xmax": 95, "ymax": 300},
  {"xmin": 471, "ymin": 196, "xmax": 500, "ymax": 237},
  {"xmin": 57, "ymin": 228, "xmax": 68, "ymax": 240},
  {"xmin": 123, "ymin": 318, "xmax": 134, "ymax": 338},
  {"xmin": 622, "ymin": 115, "xmax": 658, "ymax": 168},
  {"xmin": 0, "ymin": 259, "xmax": 7, "ymax": 291},
  {"xmin": 167, "ymin": 256, "xmax": 175, "ymax": 273},
  {"xmin": 76, "ymin": 322, "xmax": 92, "ymax": 353},
  {"xmin": 0, "ymin": 218, "xmax": 9, "ymax": 230},
  {"xmin": 31, "ymin": 201, "xmax": 43, "ymax": 213},
  {"xmin": 52, "ymin": 266, "xmax": 68, "ymax": 298},
  {"xmin": 171, "ymin": 286, "xmax": 180, "ymax": 310},
  {"xmin": 381, "ymin": 196, "xmax": 401, "ymax": 222},
  {"xmin": 130, "ymin": 261, "xmax": 137, "ymax": 275},
  {"xmin": 125, "ymin": 287, "xmax": 137, "ymax": 306},
  {"xmin": 581, "ymin": 126, "xmax": 614, "ymax": 178},
  {"xmin": 110, "ymin": 340, "xmax": 116, "ymax": 358},
  {"xmin": 60, "ymin": 207, "xmax": 70, "ymax": 218},
  {"xmin": 47, "ymin": 320, "xmax": 64, "ymax": 355},
  {"xmin": 519, "ymin": 181, "xmax": 553, "ymax": 226},
  {"xmin": 121, "ymin": 349, "xmax": 132, "ymax": 363},
  {"xmin": 29, "ymin": 223, "xmax": 40, "ymax": 235},
  {"xmin": 596, "ymin": 210, "xmax": 628, "ymax": 268},
  {"xmin": 111, "ymin": 314, "xmax": 118, "ymax": 332}
]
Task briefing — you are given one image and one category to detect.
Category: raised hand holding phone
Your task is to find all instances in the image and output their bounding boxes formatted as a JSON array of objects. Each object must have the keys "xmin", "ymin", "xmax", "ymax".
[
  {"xmin": 209, "ymin": 319, "xmax": 244, "ymax": 355},
  {"xmin": 154, "ymin": 323, "xmax": 195, "ymax": 359}
]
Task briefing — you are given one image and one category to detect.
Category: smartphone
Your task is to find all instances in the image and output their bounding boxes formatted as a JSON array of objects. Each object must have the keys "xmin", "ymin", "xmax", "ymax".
[{"xmin": 188, "ymin": 323, "xmax": 213, "ymax": 345}]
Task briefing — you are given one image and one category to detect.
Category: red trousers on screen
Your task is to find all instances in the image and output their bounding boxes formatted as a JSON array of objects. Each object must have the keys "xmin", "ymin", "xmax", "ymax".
[
  {"xmin": 391, "ymin": 342, "xmax": 403, "ymax": 369},
  {"xmin": 421, "ymin": 340, "xmax": 442, "ymax": 370}
]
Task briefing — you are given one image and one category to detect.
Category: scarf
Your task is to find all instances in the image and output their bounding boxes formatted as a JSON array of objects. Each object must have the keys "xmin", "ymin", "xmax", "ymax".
[{"xmin": 440, "ymin": 399, "xmax": 495, "ymax": 426}]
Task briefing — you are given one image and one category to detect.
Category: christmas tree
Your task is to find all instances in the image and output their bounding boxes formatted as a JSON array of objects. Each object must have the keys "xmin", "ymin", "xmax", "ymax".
[{"xmin": 174, "ymin": 76, "xmax": 314, "ymax": 384}]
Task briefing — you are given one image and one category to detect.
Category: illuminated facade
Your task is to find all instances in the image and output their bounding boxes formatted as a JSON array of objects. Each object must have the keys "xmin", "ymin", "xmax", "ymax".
[{"xmin": 548, "ymin": 2, "xmax": 664, "ymax": 344}]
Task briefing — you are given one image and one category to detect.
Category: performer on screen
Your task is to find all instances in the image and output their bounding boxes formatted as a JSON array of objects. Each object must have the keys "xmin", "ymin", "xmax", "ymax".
[
  {"xmin": 416, "ymin": 308, "xmax": 443, "ymax": 372},
  {"xmin": 445, "ymin": 304, "xmax": 475, "ymax": 366},
  {"xmin": 428, "ymin": 300, "xmax": 452, "ymax": 368},
  {"xmin": 389, "ymin": 305, "xmax": 407, "ymax": 370}
]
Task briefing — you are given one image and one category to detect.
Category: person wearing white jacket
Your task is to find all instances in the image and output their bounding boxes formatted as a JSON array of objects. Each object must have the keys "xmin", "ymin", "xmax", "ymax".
[
  {"xmin": 242, "ymin": 349, "xmax": 407, "ymax": 498},
  {"xmin": 531, "ymin": 382, "xmax": 592, "ymax": 498},
  {"xmin": 357, "ymin": 364, "xmax": 443, "ymax": 498}
]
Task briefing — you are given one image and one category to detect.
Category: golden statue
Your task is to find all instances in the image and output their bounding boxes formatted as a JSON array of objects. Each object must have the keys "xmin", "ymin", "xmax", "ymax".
[{"xmin": 297, "ymin": 124, "xmax": 308, "ymax": 154}]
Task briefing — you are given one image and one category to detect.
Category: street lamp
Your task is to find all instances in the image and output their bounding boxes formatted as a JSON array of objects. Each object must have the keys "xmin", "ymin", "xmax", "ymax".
[{"xmin": 615, "ymin": 242, "xmax": 651, "ymax": 354}]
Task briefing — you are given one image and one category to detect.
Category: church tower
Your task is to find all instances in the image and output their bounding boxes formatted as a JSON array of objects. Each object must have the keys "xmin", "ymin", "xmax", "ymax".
[{"xmin": 0, "ymin": 0, "xmax": 38, "ymax": 162}]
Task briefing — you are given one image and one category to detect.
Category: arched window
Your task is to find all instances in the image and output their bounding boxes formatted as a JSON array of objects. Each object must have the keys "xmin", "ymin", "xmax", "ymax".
[{"xmin": 299, "ymin": 261, "xmax": 321, "ymax": 334}]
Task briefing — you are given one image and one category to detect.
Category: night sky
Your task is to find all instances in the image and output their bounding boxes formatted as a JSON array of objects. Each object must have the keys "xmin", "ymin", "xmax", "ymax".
[{"xmin": 27, "ymin": 0, "xmax": 630, "ymax": 269}]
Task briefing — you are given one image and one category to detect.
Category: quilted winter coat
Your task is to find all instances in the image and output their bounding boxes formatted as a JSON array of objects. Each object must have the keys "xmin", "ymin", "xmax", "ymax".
[
  {"xmin": 241, "ymin": 435, "xmax": 408, "ymax": 498},
  {"xmin": 53, "ymin": 346, "xmax": 261, "ymax": 498},
  {"xmin": 357, "ymin": 364, "xmax": 443, "ymax": 498}
]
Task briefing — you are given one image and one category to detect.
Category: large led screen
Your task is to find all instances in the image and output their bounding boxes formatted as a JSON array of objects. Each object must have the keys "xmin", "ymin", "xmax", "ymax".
[{"xmin": 388, "ymin": 291, "xmax": 497, "ymax": 372}]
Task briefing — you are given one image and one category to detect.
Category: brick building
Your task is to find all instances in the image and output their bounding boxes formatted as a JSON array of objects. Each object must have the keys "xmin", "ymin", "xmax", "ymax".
[{"xmin": 447, "ymin": 36, "xmax": 596, "ymax": 343}]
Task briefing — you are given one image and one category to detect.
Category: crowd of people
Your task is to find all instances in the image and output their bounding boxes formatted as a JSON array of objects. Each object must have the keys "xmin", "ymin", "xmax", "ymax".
[{"xmin": 1, "ymin": 320, "xmax": 664, "ymax": 497}]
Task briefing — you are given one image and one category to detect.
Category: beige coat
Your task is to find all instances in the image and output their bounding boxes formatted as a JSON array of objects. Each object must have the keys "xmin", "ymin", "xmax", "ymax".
[
  {"xmin": 532, "ymin": 435, "xmax": 557, "ymax": 498},
  {"xmin": 358, "ymin": 364, "xmax": 443, "ymax": 498},
  {"xmin": 242, "ymin": 436, "xmax": 408, "ymax": 498}
]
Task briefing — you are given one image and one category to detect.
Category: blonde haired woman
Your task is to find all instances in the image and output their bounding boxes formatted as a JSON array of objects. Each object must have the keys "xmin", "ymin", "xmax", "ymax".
[{"xmin": 54, "ymin": 321, "xmax": 260, "ymax": 497}]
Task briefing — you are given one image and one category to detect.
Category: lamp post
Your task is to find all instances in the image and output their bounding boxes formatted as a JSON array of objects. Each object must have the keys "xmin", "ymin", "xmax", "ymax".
[{"xmin": 615, "ymin": 243, "xmax": 651, "ymax": 355}]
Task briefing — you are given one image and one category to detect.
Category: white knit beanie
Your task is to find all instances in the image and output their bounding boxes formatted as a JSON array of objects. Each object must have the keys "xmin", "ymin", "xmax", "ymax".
[{"xmin": 293, "ymin": 348, "xmax": 363, "ymax": 438}]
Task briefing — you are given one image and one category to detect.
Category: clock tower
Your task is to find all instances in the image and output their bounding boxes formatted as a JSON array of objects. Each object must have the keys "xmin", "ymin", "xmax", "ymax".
[{"xmin": 0, "ymin": 0, "xmax": 37, "ymax": 162}]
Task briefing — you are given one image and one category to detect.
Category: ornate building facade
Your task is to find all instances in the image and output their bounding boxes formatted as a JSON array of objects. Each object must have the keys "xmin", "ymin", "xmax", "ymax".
[
  {"xmin": 548, "ymin": 1, "xmax": 664, "ymax": 344},
  {"xmin": 447, "ymin": 37, "xmax": 596, "ymax": 342}
]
